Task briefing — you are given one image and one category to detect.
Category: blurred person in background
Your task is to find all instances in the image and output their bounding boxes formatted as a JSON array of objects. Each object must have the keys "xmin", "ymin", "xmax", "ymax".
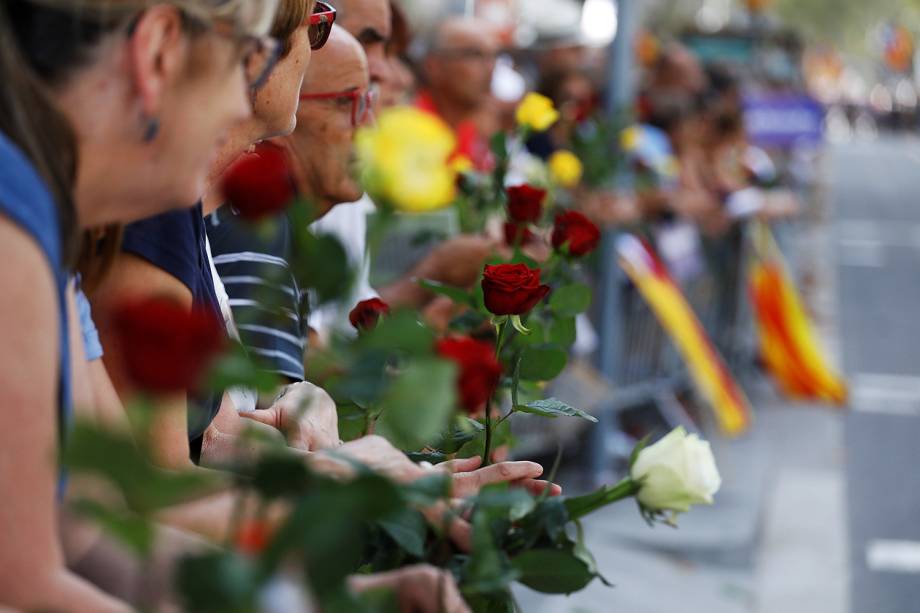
[
  {"xmin": 379, "ymin": 0, "xmax": 417, "ymax": 107},
  {"xmin": 0, "ymin": 0, "xmax": 280, "ymax": 609},
  {"xmin": 417, "ymin": 16, "xmax": 501, "ymax": 172}
]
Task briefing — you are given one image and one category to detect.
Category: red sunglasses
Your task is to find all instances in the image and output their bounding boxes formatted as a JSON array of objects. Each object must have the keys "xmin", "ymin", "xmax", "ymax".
[
  {"xmin": 308, "ymin": 1, "xmax": 337, "ymax": 50},
  {"xmin": 299, "ymin": 88, "xmax": 377, "ymax": 127}
]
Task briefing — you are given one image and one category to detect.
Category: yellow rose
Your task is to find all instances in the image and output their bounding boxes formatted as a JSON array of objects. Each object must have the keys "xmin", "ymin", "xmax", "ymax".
[
  {"xmin": 356, "ymin": 107, "xmax": 458, "ymax": 213},
  {"xmin": 515, "ymin": 92, "xmax": 560, "ymax": 132},
  {"xmin": 548, "ymin": 150, "xmax": 584, "ymax": 188},
  {"xmin": 620, "ymin": 125, "xmax": 642, "ymax": 152}
]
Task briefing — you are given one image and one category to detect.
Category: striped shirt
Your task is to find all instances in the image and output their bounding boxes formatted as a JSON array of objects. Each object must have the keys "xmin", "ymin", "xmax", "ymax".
[{"xmin": 207, "ymin": 206, "xmax": 308, "ymax": 381}]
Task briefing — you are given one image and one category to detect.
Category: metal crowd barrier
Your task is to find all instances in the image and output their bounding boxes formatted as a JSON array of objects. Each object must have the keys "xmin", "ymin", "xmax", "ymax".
[{"xmin": 580, "ymin": 222, "xmax": 757, "ymax": 485}]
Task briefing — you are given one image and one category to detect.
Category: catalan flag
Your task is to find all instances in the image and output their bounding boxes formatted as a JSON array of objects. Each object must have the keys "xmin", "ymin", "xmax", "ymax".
[
  {"xmin": 748, "ymin": 222, "xmax": 848, "ymax": 405},
  {"xmin": 617, "ymin": 234, "xmax": 752, "ymax": 436}
]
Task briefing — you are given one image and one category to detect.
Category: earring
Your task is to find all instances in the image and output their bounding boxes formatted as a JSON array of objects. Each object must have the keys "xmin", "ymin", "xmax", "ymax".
[{"xmin": 143, "ymin": 117, "xmax": 160, "ymax": 143}]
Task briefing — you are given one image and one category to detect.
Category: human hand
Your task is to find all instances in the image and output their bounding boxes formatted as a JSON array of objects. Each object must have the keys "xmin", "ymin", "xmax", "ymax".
[
  {"xmin": 241, "ymin": 382, "xmax": 340, "ymax": 451},
  {"xmin": 414, "ymin": 235, "xmax": 501, "ymax": 290},
  {"xmin": 438, "ymin": 456, "xmax": 562, "ymax": 498},
  {"xmin": 349, "ymin": 565, "xmax": 471, "ymax": 613}
]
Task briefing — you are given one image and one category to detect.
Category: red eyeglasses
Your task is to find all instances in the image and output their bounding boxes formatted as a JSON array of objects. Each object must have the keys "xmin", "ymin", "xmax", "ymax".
[
  {"xmin": 299, "ymin": 88, "xmax": 378, "ymax": 127},
  {"xmin": 308, "ymin": 1, "xmax": 337, "ymax": 50}
]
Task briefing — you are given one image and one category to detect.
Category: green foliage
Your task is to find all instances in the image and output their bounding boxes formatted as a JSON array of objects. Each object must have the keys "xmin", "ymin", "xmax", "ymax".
[
  {"xmin": 511, "ymin": 547, "xmax": 596, "ymax": 594},
  {"xmin": 378, "ymin": 508, "xmax": 429, "ymax": 558},
  {"xmin": 549, "ymin": 283, "xmax": 593, "ymax": 316},
  {"xmin": 176, "ymin": 552, "xmax": 260, "ymax": 613},
  {"xmin": 518, "ymin": 344, "xmax": 568, "ymax": 381},
  {"xmin": 375, "ymin": 359, "xmax": 457, "ymax": 451},
  {"xmin": 514, "ymin": 398, "xmax": 598, "ymax": 423},
  {"xmin": 418, "ymin": 279, "xmax": 476, "ymax": 308}
]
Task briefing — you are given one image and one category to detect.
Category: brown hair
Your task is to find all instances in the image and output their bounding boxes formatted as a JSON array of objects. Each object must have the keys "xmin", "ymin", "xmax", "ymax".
[
  {"xmin": 1, "ymin": 0, "xmax": 278, "ymax": 280},
  {"xmin": 273, "ymin": 0, "xmax": 314, "ymax": 58}
]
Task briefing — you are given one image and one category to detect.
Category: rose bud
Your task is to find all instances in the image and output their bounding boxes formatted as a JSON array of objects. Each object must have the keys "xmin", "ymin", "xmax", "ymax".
[
  {"xmin": 481, "ymin": 263, "xmax": 550, "ymax": 316},
  {"xmin": 112, "ymin": 297, "xmax": 225, "ymax": 394},
  {"xmin": 436, "ymin": 336, "xmax": 503, "ymax": 414},
  {"xmin": 505, "ymin": 184, "xmax": 547, "ymax": 223},
  {"xmin": 349, "ymin": 298, "xmax": 391, "ymax": 332},
  {"xmin": 551, "ymin": 210, "xmax": 601, "ymax": 257},
  {"xmin": 631, "ymin": 426, "xmax": 722, "ymax": 516},
  {"xmin": 221, "ymin": 142, "xmax": 296, "ymax": 223}
]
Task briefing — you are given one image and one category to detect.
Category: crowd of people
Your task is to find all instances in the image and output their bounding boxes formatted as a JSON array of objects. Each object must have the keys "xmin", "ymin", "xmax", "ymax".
[{"xmin": 0, "ymin": 0, "xmax": 796, "ymax": 611}]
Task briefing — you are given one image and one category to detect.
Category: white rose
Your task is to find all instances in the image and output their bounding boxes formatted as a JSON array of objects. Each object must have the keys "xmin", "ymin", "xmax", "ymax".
[{"xmin": 630, "ymin": 427, "xmax": 722, "ymax": 514}]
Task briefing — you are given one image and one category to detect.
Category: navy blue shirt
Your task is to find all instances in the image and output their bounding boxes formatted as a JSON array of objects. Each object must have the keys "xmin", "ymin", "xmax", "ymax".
[
  {"xmin": 207, "ymin": 207, "xmax": 307, "ymax": 381},
  {"xmin": 121, "ymin": 203, "xmax": 223, "ymax": 462},
  {"xmin": 0, "ymin": 131, "xmax": 71, "ymax": 495}
]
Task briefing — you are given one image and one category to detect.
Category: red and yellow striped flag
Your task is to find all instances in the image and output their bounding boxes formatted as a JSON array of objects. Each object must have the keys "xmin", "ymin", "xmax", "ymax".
[
  {"xmin": 617, "ymin": 234, "xmax": 752, "ymax": 436},
  {"xmin": 748, "ymin": 222, "xmax": 848, "ymax": 405}
]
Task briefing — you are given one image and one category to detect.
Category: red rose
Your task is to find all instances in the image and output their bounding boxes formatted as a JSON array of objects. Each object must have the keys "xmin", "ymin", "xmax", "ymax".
[
  {"xmin": 503, "ymin": 222, "xmax": 535, "ymax": 247},
  {"xmin": 112, "ymin": 297, "xmax": 226, "ymax": 394},
  {"xmin": 551, "ymin": 210, "xmax": 601, "ymax": 257},
  {"xmin": 349, "ymin": 298, "xmax": 391, "ymax": 331},
  {"xmin": 436, "ymin": 337, "xmax": 503, "ymax": 414},
  {"xmin": 505, "ymin": 184, "xmax": 546, "ymax": 223},
  {"xmin": 481, "ymin": 263, "xmax": 550, "ymax": 316},
  {"xmin": 221, "ymin": 143, "xmax": 295, "ymax": 222},
  {"xmin": 235, "ymin": 519, "xmax": 272, "ymax": 556}
]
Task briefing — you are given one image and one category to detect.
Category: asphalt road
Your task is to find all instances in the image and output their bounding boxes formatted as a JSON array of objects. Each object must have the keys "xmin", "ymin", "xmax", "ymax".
[{"xmin": 833, "ymin": 136, "xmax": 920, "ymax": 613}]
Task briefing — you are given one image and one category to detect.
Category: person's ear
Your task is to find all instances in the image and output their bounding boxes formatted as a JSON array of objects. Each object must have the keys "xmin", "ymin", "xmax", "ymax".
[{"xmin": 126, "ymin": 5, "xmax": 188, "ymax": 124}]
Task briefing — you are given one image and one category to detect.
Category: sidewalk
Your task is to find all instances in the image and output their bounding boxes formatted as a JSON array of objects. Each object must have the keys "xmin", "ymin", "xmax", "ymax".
[{"xmin": 514, "ymin": 385, "xmax": 848, "ymax": 613}]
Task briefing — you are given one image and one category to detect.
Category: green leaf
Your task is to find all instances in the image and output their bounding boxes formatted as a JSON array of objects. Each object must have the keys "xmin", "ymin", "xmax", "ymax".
[
  {"xmin": 378, "ymin": 508, "xmax": 428, "ymax": 558},
  {"xmin": 418, "ymin": 279, "xmax": 475, "ymax": 307},
  {"xmin": 510, "ymin": 497, "xmax": 569, "ymax": 549},
  {"xmin": 248, "ymin": 453, "xmax": 312, "ymax": 499},
  {"xmin": 359, "ymin": 309, "xmax": 436, "ymax": 356},
  {"xmin": 291, "ymin": 231, "xmax": 354, "ymax": 306},
  {"xmin": 431, "ymin": 417, "xmax": 485, "ymax": 454},
  {"xmin": 464, "ymin": 591, "xmax": 516, "ymax": 613},
  {"xmin": 405, "ymin": 450, "xmax": 449, "ymax": 465},
  {"xmin": 548, "ymin": 316, "xmax": 577, "ymax": 347},
  {"xmin": 176, "ymin": 551, "xmax": 258, "ymax": 612},
  {"xmin": 338, "ymin": 403, "xmax": 369, "ymax": 443},
  {"xmin": 511, "ymin": 548, "xmax": 596, "ymax": 594},
  {"xmin": 375, "ymin": 359, "xmax": 458, "ymax": 450},
  {"xmin": 462, "ymin": 509, "xmax": 519, "ymax": 594},
  {"xmin": 517, "ymin": 345, "xmax": 568, "ymax": 381},
  {"xmin": 550, "ymin": 283, "xmax": 593, "ymax": 316},
  {"xmin": 514, "ymin": 398, "xmax": 598, "ymax": 423}
]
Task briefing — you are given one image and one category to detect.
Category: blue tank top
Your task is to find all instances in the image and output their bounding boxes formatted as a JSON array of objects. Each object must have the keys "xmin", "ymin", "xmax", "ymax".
[{"xmin": 0, "ymin": 131, "xmax": 71, "ymax": 493}]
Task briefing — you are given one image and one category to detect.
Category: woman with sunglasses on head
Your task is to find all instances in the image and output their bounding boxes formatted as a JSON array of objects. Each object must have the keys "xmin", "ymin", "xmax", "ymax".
[
  {"xmin": 0, "ymin": 0, "xmax": 280, "ymax": 610},
  {"xmin": 82, "ymin": 0, "xmax": 320, "ymax": 536}
]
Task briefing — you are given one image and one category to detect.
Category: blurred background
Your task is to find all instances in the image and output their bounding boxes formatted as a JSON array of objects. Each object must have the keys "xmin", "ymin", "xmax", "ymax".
[{"xmin": 387, "ymin": 0, "xmax": 920, "ymax": 612}]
